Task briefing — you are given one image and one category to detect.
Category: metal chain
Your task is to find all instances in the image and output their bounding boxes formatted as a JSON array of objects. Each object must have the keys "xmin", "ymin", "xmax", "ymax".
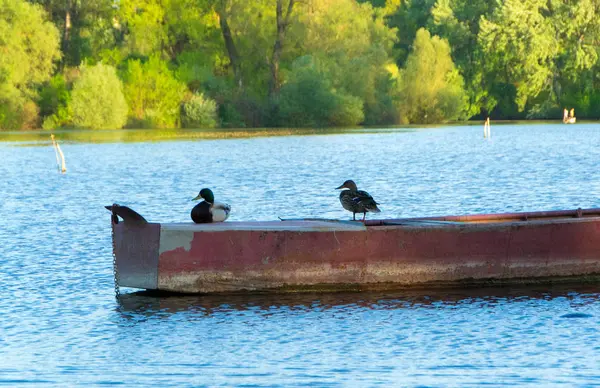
[{"xmin": 111, "ymin": 204, "xmax": 121, "ymax": 299}]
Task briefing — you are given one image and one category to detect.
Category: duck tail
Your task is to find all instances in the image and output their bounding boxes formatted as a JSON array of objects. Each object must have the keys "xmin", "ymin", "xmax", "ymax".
[{"xmin": 368, "ymin": 205, "xmax": 381, "ymax": 213}]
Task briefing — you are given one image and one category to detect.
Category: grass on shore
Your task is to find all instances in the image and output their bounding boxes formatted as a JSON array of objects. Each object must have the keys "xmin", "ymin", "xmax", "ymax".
[
  {"xmin": 0, "ymin": 119, "xmax": 576, "ymax": 145},
  {"xmin": 0, "ymin": 127, "xmax": 417, "ymax": 145}
]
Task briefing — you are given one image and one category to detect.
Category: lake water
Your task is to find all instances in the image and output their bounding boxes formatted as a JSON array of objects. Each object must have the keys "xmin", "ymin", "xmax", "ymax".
[{"xmin": 2, "ymin": 123, "xmax": 600, "ymax": 386}]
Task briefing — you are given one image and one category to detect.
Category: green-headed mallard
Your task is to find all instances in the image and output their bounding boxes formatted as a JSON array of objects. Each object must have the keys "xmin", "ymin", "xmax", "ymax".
[
  {"xmin": 336, "ymin": 179, "xmax": 381, "ymax": 221},
  {"xmin": 191, "ymin": 188, "xmax": 231, "ymax": 223}
]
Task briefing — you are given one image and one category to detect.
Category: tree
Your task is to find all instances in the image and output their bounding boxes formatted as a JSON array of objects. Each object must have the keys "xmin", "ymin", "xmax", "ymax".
[
  {"xmin": 29, "ymin": 0, "xmax": 118, "ymax": 67},
  {"xmin": 39, "ymin": 74, "xmax": 73, "ymax": 129},
  {"xmin": 396, "ymin": 28, "xmax": 467, "ymax": 123},
  {"xmin": 181, "ymin": 93, "xmax": 218, "ymax": 128},
  {"xmin": 289, "ymin": 0, "xmax": 398, "ymax": 125},
  {"xmin": 277, "ymin": 56, "xmax": 365, "ymax": 127},
  {"xmin": 198, "ymin": 0, "xmax": 300, "ymax": 124},
  {"xmin": 118, "ymin": 0, "xmax": 223, "ymax": 61},
  {"xmin": 122, "ymin": 55, "xmax": 187, "ymax": 127},
  {"xmin": 383, "ymin": 0, "xmax": 438, "ymax": 66},
  {"xmin": 177, "ymin": 0, "xmax": 270, "ymax": 92},
  {"xmin": 71, "ymin": 63, "xmax": 128, "ymax": 129},
  {"xmin": 478, "ymin": 0, "xmax": 557, "ymax": 111},
  {"xmin": 214, "ymin": 0, "xmax": 244, "ymax": 88},
  {"xmin": 0, "ymin": 0, "xmax": 61, "ymax": 129},
  {"xmin": 117, "ymin": 0, "xmax": 169, "ymax": 56},
  {"xmin": 539, "ymin": 0, "xmax": 600, "ymax": 117},
  {"xmin": 269, "ymin": 0, "xmax": 296, "ymax": 97},
  {"xmin": 215, "ymin": 0, "xmax": 296, "ymax": 95},
  {"xmin": 428, "ymin": 0, "xmax": 497, "ymax": 117}
]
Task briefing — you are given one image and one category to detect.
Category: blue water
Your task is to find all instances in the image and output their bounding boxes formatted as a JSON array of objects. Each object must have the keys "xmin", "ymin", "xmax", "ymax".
[{"xmin": 2, "ymin": 124, "xmax": 600, "ymax": 386}]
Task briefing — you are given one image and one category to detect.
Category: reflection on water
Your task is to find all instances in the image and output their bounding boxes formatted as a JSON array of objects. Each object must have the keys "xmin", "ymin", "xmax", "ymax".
[
  {"xmin": 106, "ymin": 285, "xmax": 600, "ymax": 386},
  {"xmin": 117, "ymin": 285, "xmax": 600, "ymax": 319},
  {"xmin": 3, "ymin": 124, "xmax": 600, "ymax": 385}
]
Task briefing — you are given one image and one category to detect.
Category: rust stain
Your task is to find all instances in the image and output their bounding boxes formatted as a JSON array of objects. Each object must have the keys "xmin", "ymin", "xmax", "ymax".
[{"xmin": 114, "ymin": 217, "xmax": 600, "ymax": 293}]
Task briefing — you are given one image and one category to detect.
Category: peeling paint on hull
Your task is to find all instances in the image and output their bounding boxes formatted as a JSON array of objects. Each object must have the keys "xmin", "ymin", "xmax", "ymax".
[{"xmin": 111, "ymin": 208, "xmax": 600, "ymax": 294}]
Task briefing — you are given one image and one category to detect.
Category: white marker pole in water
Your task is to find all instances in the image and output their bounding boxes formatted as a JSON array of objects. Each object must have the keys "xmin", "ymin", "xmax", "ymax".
[
  {"xmin": 50, "ymin": 134, "xmax": 67, "ymax": 173},
  {"xmin": 484, "ymin": 117, "xmax": 491, "ymax": 139}
]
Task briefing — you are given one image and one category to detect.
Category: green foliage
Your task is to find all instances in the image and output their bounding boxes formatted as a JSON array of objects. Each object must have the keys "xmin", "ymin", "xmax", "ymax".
[
  {"xmin": 39, "ymin": 75, "xmax": 70, "ymax": 118},
  {"xmin": 383, "ymin": 0, "xmax": 438, "ymax": 65},
  {"xmin": 175, "ymin": 52, "xmax": 215, "ymax": 90},
  {"xmin": 71, "ymin": 63, "xmax": 128, "ymax": 129},
  {"xmin": 289, "ymin": 0, "xmax": 396, "ymax": 125},
  {"xmin": 29, "ymin": 0, "xmax": 118, "ymax": 66},
  {"xmin": 0, "ymin": 0, "xmax": 60, "ymax": 129},
  {"xmin": 479, "ymin": 0, "xmax": 557, "ymax": 111},
  {"xmin": 428, "ymin": 0, "xmax": 497, "ymax": 117},
  {"xmin": 277, "ymin": 57, "xmax": 364, "ymax": 127},
  {"xmin": 119, "ymin": 0, "xmax": 169, "ymax": 56},
  {"xmin": 122, "ymin": 55, "xmax": 187, "ymax": 128},
  {"xmin": 0, "ymin": 85, "xmax": 40, "ymax": 130},
  {"xmin": 119, "ymin": 0, "xmax": 223, "ymax": 61},
  {"xmin": 201, "ymin": 75, "xmax": 246, "ymax": 128},
  {"xmin": 548, "ymin": 0, "xmax": 600, "ymax": 76},
  {"xmin": 526, "ymin": 99, "xmax": 560, "ymax": 120},
  {"xmin": 363, "ymin": 69, "xmax": 398, "ymax": 125},
  {"xmin": 225, "ymin": 0, "xmax": 276, "ymax": 93},
  {"xmin": 276, "ymin": 62, "xmax": 334, "ymax": 127},
  {"xmin": 182, "ymin": 93, "xmax": 218, "ymax": 128},
  {"xmin": 0, "ymin": 0, "xmax": 61, "ymax": 88},
  {"xmin": 39, "ymin": 74, "xmax": 73, "ymax": 129},
  {"xmin": 329, "ymin": 93, "xmax": 365, "ymax": 127},
  {"xmin": 6, "ymin": 0, "xmax": 600, "ymax": 128},
  {"xmin": 396, "ymin": 28, "xmax": 467, "ymax": 123}
]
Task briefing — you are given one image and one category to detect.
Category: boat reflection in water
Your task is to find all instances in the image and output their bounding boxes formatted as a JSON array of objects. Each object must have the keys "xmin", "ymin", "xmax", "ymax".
[{"xmin": 116, "ymin": 284, "xmax": 600, "ymax": 319}]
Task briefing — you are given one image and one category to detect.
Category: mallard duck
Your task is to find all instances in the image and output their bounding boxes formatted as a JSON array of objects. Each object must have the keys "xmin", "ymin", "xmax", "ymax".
[
  {"xmin": 191, "ymin": 188, "xmax": 231, "ymax": 223},
  {"xmin": 335, "ymin": 179, "xmax": 381, "ymax": 221}
]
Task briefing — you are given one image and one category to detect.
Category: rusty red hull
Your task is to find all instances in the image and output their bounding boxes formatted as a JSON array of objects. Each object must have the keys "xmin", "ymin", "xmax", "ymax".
[{"xmin": 111, "ymin": 208, "xmax": 600, "ymax": 293}]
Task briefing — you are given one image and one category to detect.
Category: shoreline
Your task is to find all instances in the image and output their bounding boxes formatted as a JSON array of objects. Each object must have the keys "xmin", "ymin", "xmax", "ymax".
[{"xmin": 0, "ymin": 120, "xmax": 595, "ymax": 144}]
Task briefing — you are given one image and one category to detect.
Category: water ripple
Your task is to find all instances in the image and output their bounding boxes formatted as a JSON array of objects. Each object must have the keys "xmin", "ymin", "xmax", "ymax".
[{"xmin": 2, "ymin": 124, "xmax": 600, "ymax": 385}]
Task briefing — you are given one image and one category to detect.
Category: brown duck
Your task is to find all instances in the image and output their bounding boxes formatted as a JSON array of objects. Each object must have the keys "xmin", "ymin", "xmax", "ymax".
[{"xmin": 335, "ymin": 179, "xmax": 381, "ymax": 221}]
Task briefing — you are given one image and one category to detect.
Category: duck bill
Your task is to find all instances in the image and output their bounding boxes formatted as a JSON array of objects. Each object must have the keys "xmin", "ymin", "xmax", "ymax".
[
  {"xmin": 335, "ymin": 184, "xmax": 345, "ymax": 190},
  {"xmin": 191, "ymin": 194, "xmax": 202, "ymax": 201}
]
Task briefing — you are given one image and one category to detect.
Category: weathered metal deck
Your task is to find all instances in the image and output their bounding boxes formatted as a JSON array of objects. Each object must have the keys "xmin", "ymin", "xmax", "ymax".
[{"xmin": 109, "ymin": 207, "xmax": 600, "ymax": 294}]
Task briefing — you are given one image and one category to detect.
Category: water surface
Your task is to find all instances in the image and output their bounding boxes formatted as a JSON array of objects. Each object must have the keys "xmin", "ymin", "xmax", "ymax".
[{"xmin": 2, "ymin": 123, "xmax": 600, "ymax": 386}]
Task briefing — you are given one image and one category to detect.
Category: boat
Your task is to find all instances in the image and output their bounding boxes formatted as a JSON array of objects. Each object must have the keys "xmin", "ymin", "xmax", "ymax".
[
  {"xmin": 564, "ymin": 117, "xmax": 576, "ymax": 124},
  {"xmin": 107, "ymin": 205, "xmax": 600, "ymax": 294}
]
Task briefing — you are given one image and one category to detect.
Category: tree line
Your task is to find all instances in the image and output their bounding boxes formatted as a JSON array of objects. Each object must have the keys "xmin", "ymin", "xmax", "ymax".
[{"xmin": 1, "ymin": 0, "xmax": 599, "ymax": 130}]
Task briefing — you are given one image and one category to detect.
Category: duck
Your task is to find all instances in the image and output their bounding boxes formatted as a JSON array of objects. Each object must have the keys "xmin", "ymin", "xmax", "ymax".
[
  {"xmin": 335, "ymin": 179, "xmax": 381, "ymax": 221},
  {"xmin": 191, "ymin": 188, "xmax": 231, "ymax": 223}
]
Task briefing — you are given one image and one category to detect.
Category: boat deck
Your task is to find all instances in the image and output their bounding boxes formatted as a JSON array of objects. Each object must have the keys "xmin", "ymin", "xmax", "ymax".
[
  {"xmin": 160, "ymin": 220, "xmax": 367, "ymax": 231},
  {"xmin": 153, "ymin": 208, "xmax": 600, "ymax": 234}
]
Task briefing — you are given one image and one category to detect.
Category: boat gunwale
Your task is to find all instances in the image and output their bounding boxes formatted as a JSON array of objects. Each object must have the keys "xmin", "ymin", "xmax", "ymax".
[
  {"xmin": 366, "ymin": 207, "xmax": 600, "ymax": 226},
  {"xmin": 112, "ymin": 207, "xmax": 600, "ymax": 232}
]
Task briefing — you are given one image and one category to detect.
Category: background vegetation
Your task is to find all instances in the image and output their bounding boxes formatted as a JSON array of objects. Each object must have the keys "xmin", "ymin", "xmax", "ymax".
[{"xmin": 1, "ymin": 0, "xmax": 599, "ymax": 130}]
